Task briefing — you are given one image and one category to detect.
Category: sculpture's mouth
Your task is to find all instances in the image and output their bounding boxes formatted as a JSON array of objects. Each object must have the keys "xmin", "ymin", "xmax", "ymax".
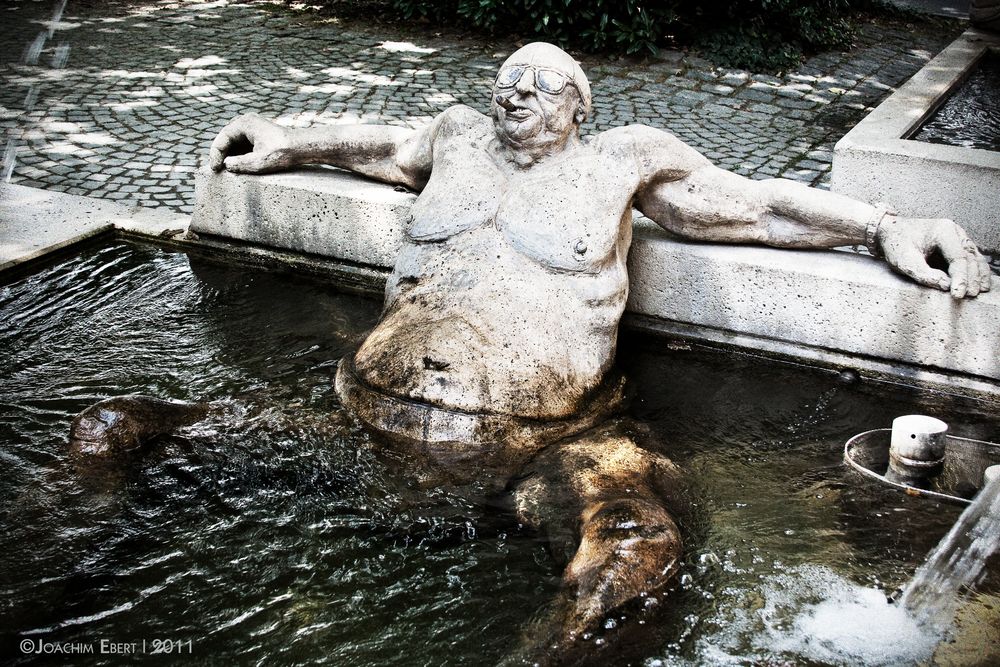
[
  {"xmin": 504, "ymin": 105, "xmax": 533, "ymax": 121},
  {"xmin": 495, "ymin": 94, "xmax": 535, "ymax": 122}
]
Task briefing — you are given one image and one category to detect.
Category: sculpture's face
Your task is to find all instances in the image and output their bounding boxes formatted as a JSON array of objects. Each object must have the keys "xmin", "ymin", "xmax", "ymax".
[{"xmin": 491, "ymin": 43, "xmax": 590, "ymax": 154}]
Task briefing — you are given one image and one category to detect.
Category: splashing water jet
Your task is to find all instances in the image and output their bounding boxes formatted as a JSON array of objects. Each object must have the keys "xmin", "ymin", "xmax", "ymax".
[{"xmin": 899, "ymin": 473, "xmax": 1000, "ymax": 631}]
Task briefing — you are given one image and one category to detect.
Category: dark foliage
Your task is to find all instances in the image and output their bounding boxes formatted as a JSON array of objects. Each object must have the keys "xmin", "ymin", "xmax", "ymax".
[
  {"xmin": 692, "ymin": 1, "xmax": 856, "ymax": 70},
  {"xmin": 380, "ymin": 0, "xmax": 895, "ymax": 70}
]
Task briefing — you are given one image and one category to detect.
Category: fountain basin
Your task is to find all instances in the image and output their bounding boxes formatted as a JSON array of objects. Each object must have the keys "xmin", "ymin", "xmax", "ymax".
[
  {"xmin": 832, "ymin": 29, "xmax": 1000, "ymax": 254},
  {"xmin": 912, "ymin": 50, "xmax": 1000, "ymax": 151},
  {"xmin": 1, "ymin": 238, "xmax": 998, "ymax": 665}
]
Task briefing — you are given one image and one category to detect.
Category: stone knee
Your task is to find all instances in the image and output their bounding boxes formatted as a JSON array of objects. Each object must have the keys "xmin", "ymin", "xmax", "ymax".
[
  {"xmin": 563, "ymin": 496, "xmax": 682, "ymax": 634},
  {"xmin": 69, "ymin": 395, "xmax": 211, "ymax": 459}
]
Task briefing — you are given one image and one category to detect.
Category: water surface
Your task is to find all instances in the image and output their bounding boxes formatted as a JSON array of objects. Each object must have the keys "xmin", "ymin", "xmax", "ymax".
[
  {"xmin": 1, "ymin": 241, "xmax": 998, "ymax": 665},
  {"xmin": 913, "ymin": 51, "xmax": 1000, "ymax": 151}
]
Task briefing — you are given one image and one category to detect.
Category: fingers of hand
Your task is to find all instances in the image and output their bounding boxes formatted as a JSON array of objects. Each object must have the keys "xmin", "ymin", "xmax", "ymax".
[
  {"xmin": 930, "ymin": 220, "xmax": 970, "ymax": 260},
  {"xmin": 209, "ymin": 123, "xmax": 247, "ymax": 172},
  {"xmin": 890, "ymin": 244, "xmax": 950, "ymax": 292},
  {"xmin": 956, "ymin": 236, "xmax": 994, "ymax": 295},
  {"xmin": 963, "ymin": 253, "xmax": 987, "ymax": 298},
  {"xmin": 223, "ymin": 154, "xmax": 262, "ymax": 174},
  {"xmin": 946, "ymin": 229, "xmax": 989, "ymax": 298},
  {"xmin": 922, "ymin": 220, "xmax": 990, "ymax": 298},
  {"xmin": 972, "ymin": 245, "xmax": 993, "ymax": 294},
  {"xmin": 948, "ymin": 256, "xmax": 970, "ymax": 298},
  {"xmin": 209, "ymin": 115, "xmax": 266, "ymax": 172}
]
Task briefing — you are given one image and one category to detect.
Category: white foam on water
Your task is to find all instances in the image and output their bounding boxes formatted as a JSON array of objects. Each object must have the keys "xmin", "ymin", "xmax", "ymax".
[
  {"xmin": 669, "ymin": 565, "xmax": 941, "ymax": 666},
  {"xmin": 773, "ymin": 575, "xmax": 939, "ymax": 666}
]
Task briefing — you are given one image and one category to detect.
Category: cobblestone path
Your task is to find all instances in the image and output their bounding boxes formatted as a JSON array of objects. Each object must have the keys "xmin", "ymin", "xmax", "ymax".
[{"xmin": 1, "ymin": 0, "xmax": 961, "ymax": 213}]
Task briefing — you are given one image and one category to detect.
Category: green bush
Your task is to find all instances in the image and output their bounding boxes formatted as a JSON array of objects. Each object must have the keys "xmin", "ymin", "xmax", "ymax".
[
  {"xmin": 390, "ymin": 0, "xmax": 678, "ymax": 55},
  {"xmin": 691, "ymin": 0, "xmax": 856, "ymax": 70},
  {"xmin": 378, "ymin": 1, "xmax": 883, "ymax": 70}
]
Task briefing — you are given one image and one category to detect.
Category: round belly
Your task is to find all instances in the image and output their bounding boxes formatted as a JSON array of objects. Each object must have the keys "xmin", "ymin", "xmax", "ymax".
[{"xmin": 353, "ymin": 240, "xmax": 627, "ymax": 419}]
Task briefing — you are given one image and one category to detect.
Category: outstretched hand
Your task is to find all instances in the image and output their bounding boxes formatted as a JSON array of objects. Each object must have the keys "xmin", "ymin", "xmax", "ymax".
[
  {"xmin": 209, "ymin": 114, "xmax": 294, "ymax": 174},
  {"xmin": 878, "ymin": 216, "xmax": 993, "ymax": 298}
]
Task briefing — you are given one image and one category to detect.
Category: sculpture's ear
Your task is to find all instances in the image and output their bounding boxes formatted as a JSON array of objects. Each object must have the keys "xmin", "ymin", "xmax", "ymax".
[{"xmin": 575, "ymin": 104, "xmax": 587, "ymax": 125}]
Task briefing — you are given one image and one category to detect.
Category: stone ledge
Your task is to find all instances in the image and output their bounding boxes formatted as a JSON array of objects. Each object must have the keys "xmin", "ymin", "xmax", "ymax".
[
  {"xmin": 191, "ymin": 168, "xmax": 1000, "ymax": 384},
  {"xmin": 191, "ymin": 166, "xmax": 415, "ymax": 269},
  {"xmin": 627, "ymin": 219, "xmax": 999, "ymax": 382},
  {"xmin": 831, "ymin": 29, "xmax": 1000, "ymax": 254},
  {"xmin": 0, "ymin": 183, "xmax": 188, "ymax": 273}
]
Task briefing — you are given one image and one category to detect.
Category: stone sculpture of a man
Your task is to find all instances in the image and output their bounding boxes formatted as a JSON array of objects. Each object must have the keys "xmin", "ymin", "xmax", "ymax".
[{"xmin": 75, "ymin": 42, "xmax": 991, "ymax": 663}]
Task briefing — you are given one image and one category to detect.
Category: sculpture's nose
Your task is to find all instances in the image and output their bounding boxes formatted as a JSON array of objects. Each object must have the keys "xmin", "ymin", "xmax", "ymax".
[{"xmin": 515, "ymin": 68, "xmax": 536, "ymax": 95}]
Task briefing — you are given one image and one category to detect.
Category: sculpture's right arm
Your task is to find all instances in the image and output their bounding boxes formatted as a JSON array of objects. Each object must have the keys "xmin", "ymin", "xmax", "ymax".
[
  {"xmin": 209, "ymin": 112, "xmax": 444, "ymax": 190},
  {"xmin": 625, "ymin": 125, "xmax": 991, "ymax": 298}
]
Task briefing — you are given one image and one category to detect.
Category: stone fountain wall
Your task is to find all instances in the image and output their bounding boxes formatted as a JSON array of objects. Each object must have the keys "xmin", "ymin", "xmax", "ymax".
[
  {"xmin": 832, "ymin": 29, "xmax": 1000, "ymax": 254},
  {"xmin": 190, "ymin": 167, "xmax": 1000, "ymax": 395}
]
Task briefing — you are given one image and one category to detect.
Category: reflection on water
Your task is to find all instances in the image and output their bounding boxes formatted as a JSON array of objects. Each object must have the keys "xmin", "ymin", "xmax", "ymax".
[
  {"xmin": 1, "ymin": 240, "xmax": 998, "ymax": 665},
  {"xmin": 913, "ymin": 51, "xmax": 1000, "ymax": 152}
]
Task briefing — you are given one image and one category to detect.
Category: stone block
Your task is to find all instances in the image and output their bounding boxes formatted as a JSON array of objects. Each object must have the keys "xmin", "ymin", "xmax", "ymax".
[
  {"xmin": 190, "ymin": 166, "xmax": 416, "ymax": 269},
  {"xmin": 627, "ymin": 219, "xmax": 999, "ymax": 385}
]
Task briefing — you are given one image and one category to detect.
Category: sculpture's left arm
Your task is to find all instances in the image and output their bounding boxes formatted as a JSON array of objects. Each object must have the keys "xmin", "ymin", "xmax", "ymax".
[{"xmin": 628, "ymin": 125, "xmax": 992, "ymax": 298}]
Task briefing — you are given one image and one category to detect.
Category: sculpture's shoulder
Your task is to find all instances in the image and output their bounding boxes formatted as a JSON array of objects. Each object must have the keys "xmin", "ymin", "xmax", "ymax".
[
  {"xmin": 592, "ymin": 124, "xmax": 709, "ymax": 183},
  {"xmin": 591, "ymin": 124, "xmax": 686, "ymax": 153},
  {"xmin": 434, "ymin": 104, "xmax": 492, "ymax": 140},
  {"xmin": 588, "ymin": 125, "xmax": 638, "ymax": 158}
]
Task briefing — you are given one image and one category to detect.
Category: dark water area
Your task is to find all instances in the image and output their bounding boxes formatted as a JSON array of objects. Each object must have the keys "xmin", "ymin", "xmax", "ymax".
[
  {"xmin": 1, "ymin": 241, "xmax": 998, "ymax": 665},
  {"xmin": 913, "ymin": 51, "xmax": 1000, "ymax": 152}
]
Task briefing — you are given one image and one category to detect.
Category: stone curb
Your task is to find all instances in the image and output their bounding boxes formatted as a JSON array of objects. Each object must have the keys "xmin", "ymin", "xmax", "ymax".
[{"xmin": 0, "ymin": 183, "xmax": 188, "ymax": 273}]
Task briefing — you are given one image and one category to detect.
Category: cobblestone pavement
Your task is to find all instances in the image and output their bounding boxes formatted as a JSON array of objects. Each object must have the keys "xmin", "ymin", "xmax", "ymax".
[{"xmin": 1, "ymin": 0, "xmax": 962, "ymax": 213}]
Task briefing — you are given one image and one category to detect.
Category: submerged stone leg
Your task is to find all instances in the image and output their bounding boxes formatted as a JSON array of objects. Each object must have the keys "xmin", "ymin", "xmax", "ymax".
[
  {"xmin": 69, "ymin": 395, "xmax": 213, "ymax": 459},
  {"xmin": 509, "ymin": 422, "xmax": 684, "ymax": 664}
]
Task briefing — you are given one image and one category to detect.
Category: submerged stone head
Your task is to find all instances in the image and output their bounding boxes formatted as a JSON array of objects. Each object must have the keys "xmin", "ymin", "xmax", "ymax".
[{"xmin": 490, "ymin": 42, "xmax": 592, "ymax": 154}]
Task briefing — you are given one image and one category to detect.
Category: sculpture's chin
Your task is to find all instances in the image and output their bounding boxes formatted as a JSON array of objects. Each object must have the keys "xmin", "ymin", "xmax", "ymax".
[{"xmin": 499, "ymin": 122, "xmax": 539, "ymax": 144}]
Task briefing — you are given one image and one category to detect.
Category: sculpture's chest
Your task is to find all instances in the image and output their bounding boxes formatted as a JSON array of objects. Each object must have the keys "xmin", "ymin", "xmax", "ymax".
[{"xmin": 408, "ymin": 141, "xmax": 638, "ymax": 272}]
